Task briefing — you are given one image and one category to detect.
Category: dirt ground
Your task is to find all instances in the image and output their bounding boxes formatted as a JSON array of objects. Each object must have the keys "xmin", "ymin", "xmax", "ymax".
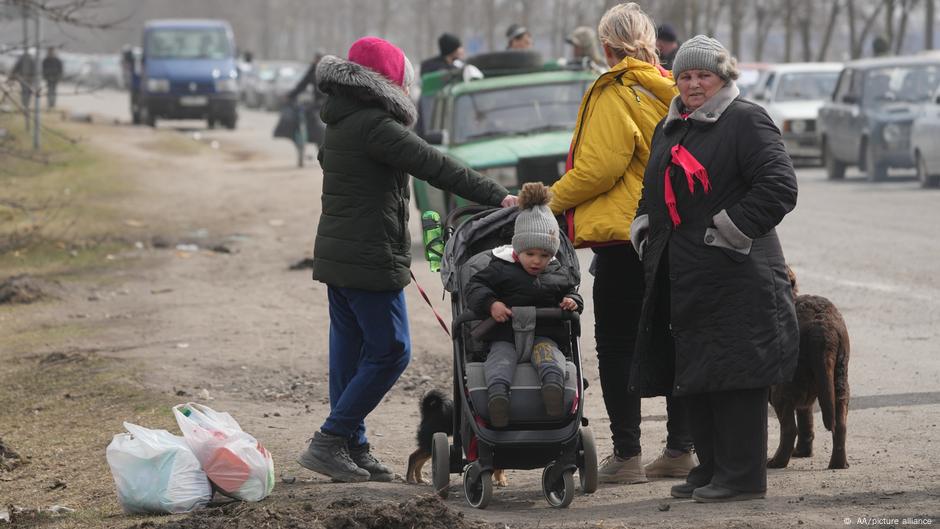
[{"xmin": 1, "ymin": 93, "xmax": 939, "ymax": 529}]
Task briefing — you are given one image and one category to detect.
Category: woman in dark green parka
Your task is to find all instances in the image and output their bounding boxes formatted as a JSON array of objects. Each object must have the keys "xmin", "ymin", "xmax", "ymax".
[{"xmin": 296, "ymin": 37, "xmax": 515, "ymax": 483}]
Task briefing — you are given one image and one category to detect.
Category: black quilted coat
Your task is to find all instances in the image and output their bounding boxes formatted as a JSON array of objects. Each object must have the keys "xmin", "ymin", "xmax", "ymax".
[{"xmin": 629, "ymin": 86, "xmax": 799, "ymax": 398}]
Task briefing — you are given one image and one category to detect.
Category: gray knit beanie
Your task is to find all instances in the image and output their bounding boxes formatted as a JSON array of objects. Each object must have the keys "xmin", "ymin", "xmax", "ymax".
[
  {"xmin": 512, "ymin": 183, "xmax": 560, "ymax": 256},
  {"xmin": 671, "ymin": 34, "xmax": 734, "ymax": 80}
]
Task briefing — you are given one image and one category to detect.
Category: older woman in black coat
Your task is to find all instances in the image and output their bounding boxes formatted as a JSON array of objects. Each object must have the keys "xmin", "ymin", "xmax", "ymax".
[{"xmin": 629, "ymin": 35, "xmax": 799, "ymax": 503}]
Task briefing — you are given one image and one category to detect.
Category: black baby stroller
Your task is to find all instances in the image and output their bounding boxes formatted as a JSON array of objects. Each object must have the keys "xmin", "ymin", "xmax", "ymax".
[{"xmin": 433, "ymin": 205, "xmax": 598, "ymax": 509}]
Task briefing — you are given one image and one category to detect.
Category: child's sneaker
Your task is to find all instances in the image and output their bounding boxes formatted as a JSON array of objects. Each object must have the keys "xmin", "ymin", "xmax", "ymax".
[
  {"xmin": 541, "ymin": 373, "xmax": 565, "ymax": 417},
  {"xmin": 488, "ymin": 385, "xmax": 510, "ymax": 428}
]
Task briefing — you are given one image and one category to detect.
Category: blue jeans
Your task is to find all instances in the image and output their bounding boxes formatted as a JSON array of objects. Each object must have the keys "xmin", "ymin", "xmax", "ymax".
[{"xmin": 320, "ymin": 286, "xmax": 411, "ymax": 447}]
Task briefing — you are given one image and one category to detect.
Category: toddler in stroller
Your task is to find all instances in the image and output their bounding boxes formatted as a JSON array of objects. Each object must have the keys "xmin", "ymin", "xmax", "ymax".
[
  {"xmin": 465, "ymin": 183, "xmax": 583, "ymax": 427},
  {"xmin": 432, "ymin": 183, "xmax": 597, "ymax": 509}
]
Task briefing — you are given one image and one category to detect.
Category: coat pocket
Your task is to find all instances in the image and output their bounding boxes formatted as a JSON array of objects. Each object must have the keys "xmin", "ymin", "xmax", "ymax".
[{"xmin": 704, "ymin": 227, "xmax": 749, "ymax": 263}]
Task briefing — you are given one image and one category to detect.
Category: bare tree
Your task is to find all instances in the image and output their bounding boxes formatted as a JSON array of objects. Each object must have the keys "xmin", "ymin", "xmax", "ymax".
[
  {"xmin": 846, "ymin": 0, "xmax": 887, "ymax": 58},
  {"xmin": 753, "ymin": 0, "xmax": 782, "ymax": 61},
  {"xmin": 928, "ymin": 0, "xmax": 936, "ymax": 49},
  {"xmin": 817, "ymin": 0, "xmax": 842, "ymax": 61},
  {"xmin": 892, "ymin": 0, "xmax": 919, "ymax": 54},
  {"xmin": 798, "ymin": 0, "xmax": 815, "ymax": 61},
  {"xmin": 729, "ymin": 0, "xmax": 743, "ymax": 58}
]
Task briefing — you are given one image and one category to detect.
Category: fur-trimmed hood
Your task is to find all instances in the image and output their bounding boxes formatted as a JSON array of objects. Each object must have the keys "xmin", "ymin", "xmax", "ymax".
[{"xmin": 316, "ymin": 55, "xmax": 417, "ymax": 126}]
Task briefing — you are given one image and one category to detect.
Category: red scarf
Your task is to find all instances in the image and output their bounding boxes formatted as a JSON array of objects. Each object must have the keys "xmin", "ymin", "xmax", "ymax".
[{"xmin": 664, "ymin": 145, "xmax": 710, "ymax": 227}]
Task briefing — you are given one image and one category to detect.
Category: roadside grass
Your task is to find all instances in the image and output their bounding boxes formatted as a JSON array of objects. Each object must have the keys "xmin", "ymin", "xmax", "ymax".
[
  {"xmin": 0, "ymin": 351, "xmax": 179, "ymax": 529},
  {"xmin": 0, "ymin": 112, "xmax": 133, "ymax": 278}
]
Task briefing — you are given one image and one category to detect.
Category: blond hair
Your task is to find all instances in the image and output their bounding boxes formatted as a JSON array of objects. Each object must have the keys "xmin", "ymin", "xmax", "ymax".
[{"xmin": 597, "ymin": 3, "xmax": 659, "ymax": 66}]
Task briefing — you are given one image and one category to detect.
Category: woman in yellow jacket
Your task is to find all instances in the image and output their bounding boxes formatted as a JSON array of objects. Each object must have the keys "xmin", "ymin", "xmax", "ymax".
[{"xmin": 550, "ymin": 3, "xmax": 693, "ymax": 484}]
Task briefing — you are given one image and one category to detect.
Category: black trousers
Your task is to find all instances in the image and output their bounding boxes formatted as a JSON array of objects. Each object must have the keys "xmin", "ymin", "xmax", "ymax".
[
  {"xmin": 686, "ymin": 387, "xmax": 769, "ymax": 492},
  {"xmin": 592, "ymin": 244, "xmax": 693, "ymax": 458}
]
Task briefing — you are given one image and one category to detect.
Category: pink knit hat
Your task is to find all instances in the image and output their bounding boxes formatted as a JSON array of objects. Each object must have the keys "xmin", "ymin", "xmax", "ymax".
[{"xmin": 347, "ymin": 36, "xmax": 409, "ymax": 88}]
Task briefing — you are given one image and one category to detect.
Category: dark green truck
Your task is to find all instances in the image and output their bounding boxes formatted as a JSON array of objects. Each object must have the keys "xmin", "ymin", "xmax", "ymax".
[{"xmin": 414, "ymin": 61, "xmax": 597, "ymax": 215}]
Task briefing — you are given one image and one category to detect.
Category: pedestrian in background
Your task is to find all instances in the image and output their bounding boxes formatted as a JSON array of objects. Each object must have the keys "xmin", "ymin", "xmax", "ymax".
[
  {"xmin": 655, "ymin": 24, "xmax": 681, "ymax": 71},
  {"xmin": 565, "ymin": 26, "xmax": 605, "ymax": 74},
  {"xmin": 506, "ymin": 24, "xmax": 533, "ymax": 49},
  {"xmin": 42, "ymin": 47, "xmax": 63, "ymax": 109},
  {"xmin": 630, "ymin": 35, "xmax": 799, "ymax": 503},
  {"xmin": 548, "ymin": 2, "xmax": 695, "ymax": 485},
  {"xmin": 420, "ymin": 33, "xmax": 465, "ymax": 75},
  {"xmin": 11, "ymin": 51, "xmax": 35, "ymax": 111},
  {"xmin": 296, "ymin": 36, "xmax": 517, "ymax": 483}
]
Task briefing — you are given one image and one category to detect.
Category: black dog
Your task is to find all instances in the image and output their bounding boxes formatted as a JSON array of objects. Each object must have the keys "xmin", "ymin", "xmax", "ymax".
[{"xmin": 406, "ymin": 389, "xmax": 507, "ymax": 486}]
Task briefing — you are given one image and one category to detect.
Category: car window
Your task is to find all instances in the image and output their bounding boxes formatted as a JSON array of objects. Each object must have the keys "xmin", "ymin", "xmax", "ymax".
[
  {"xmin": 453, "ymin": 81, "xmax": 588, "ymax": 144},
  {"xmin": 774, "ymin": 72, "xmax": 840, "ymax": 102},
  {"xmin": 147, "ymin": 28, "xmax": 231, "ymax": 60},
  {"xmin": 863, "ymin": 65, "xmax": 940, "ymax": 105},
  {"xmin": 833, "ymin": 69, "xmax": 853, "ymax": 102}
]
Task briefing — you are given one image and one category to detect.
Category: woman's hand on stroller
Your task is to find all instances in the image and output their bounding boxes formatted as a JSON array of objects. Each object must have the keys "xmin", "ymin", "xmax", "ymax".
[
  {"xmin": 500, "ymin": 195, "xmax": 519, "ymax": 208},
  {"xmin": 559, "ymin": 297, "xmax": 578, "ymax": 311},
  {"xmin": 490, "ymin": 301, "xmax": 512, "ymax": 322}
]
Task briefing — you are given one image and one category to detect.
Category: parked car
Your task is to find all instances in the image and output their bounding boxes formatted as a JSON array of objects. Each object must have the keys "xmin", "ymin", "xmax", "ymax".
[
  {"xmin": 912, "ymin": 85, "xmax": 940, "ymax": 188},
  {"xmin": 262, "ymin": 63, "xmax": 305, "ymax": 111},
  {"xmin": 749, "ymin": 62, "xmax": 842, "ymax": 161},
  {"xmin": 737, "ymin": 62, "xmax": 772, "ymax": 100},
  {"xmin": 133, "ymin": 19, "xmax": 240, "ymax": 129},
  {"xmin": 415, "ymin": 52, "xmax": 597, "ymax": 215},
  {"xmin": 818, "ymin": 55, "xmax": 940, "ymax": 181},
  {"xmin": 240, "ymin": 61, "xmax": 277, "ymax": 108}
]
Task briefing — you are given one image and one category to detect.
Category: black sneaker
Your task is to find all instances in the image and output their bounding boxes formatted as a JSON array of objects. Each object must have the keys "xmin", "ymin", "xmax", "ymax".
[
  {"xmin": 297, "ymin": 431, "xmax": 370, "ymax": 482},
  {"xmin": 349, "ymin": 443, "xmax": 394, "ymax": 482}
]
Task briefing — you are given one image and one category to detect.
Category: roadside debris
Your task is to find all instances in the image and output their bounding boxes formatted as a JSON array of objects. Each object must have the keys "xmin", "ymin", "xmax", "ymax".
[
  {"xmin": 0, "ymin": 438, "xmax": 22, "ymax": 471},
  {"xmin": 288, "ymin": 257, "xmax": 315, "ymax": 271},
  {"xmin": 0, "ymin": 275, "xmax": 61, "ymax": 305}
]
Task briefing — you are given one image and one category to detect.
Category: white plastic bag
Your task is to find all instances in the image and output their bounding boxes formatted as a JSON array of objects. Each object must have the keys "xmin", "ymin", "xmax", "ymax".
[
  {"xmin": 173, "ymin": 403, "xmax": 275, "ymax": 502},
  {"xmin": 106, "ymin": 422, "xmax": 213, "ymax": 514}
]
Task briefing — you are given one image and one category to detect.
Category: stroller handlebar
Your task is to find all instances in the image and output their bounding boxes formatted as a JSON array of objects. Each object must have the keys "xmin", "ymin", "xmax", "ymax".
[
  {"xmin": 460, "ymin": 308, "xmax": 580, "ymax": 341},
  {"xmin": 443, "ymin": 205, "xmax": 497, "ymax": 235}
]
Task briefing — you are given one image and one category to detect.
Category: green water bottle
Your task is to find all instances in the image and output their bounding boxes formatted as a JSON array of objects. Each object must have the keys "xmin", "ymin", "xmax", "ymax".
[{"xmin": 421, "ymin": 210, "xmax": 444, "ymax": 273}]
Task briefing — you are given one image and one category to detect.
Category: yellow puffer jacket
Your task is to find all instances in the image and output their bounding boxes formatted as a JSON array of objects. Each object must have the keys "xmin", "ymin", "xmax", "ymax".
[{"xmin": 550, "ymin": 56, "xmax": 677, "ymax": 247}]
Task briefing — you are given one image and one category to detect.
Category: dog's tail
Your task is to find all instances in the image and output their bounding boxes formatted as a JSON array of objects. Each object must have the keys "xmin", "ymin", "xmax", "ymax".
[
  {"xmin": 421, "ymin": 389, "xmax": 449, "ymax": 418},
  {"xmin": 806, "ymin": 323, "xmax": 837, "ymax": 432}
]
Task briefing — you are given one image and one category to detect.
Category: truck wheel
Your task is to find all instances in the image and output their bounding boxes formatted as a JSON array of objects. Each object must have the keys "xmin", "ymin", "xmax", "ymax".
[
  {"xmin": 222, "ymin": 115, "xmax": 237, "ymax": 130},
  {"xmin": 207, "ymin": 117, "xmax": 217, "ymax": 129}
]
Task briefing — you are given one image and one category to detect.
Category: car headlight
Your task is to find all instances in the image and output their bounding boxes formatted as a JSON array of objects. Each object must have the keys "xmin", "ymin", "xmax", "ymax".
[
  {"xmin": 146, "ymin": 78, "xmax": 170, "ymax": 93},
  {"xmin": 882, "ymin": 123, "xmax": 902, "ymax": 144},
  {"xmin": 480, "ymin": 166, "xmax": 517, "ymax": 188},
  {"xmin": 215, "ymin": 78, "xmax": 238, "ymax": 92},
  {"xmin": 790, "ymin": 119, "xmax": 807, "ymax": 134}
]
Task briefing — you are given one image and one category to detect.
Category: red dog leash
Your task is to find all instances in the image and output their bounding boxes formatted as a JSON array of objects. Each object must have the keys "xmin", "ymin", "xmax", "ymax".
[{"xmin": 410, "ymin": 270, "xmax": 451, "ymax": 337}]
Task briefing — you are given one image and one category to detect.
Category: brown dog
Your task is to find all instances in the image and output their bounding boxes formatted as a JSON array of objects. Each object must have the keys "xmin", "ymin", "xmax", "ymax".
[
  {"xmin": 406, "ymin": 390, "xmax": 507, "ymax": 487},
  {"xmin": 768, "ymin": 267, "xmax": 850, "ymax": 470}
]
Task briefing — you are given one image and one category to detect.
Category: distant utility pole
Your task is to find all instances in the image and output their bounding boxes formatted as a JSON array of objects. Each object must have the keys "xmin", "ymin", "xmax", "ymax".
[
  {"xmin": 33, "ymin": 5, "xmax": 42, "ymax": 151},
  {"xmin": 21, "ymin": 3, "xmax": 29, "ymax": 131}
]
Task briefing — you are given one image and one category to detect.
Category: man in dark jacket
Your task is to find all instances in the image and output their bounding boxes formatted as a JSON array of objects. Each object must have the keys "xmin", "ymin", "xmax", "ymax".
[
  {"xmin": 11, "ymin": 52, "xmax": 36, "ymax": 111},
  {"xmin": 630, "ymin": 35, "xmax": 798, "ymax": 503},
  {"xmin": 287, "ymin": 50, "xmax": 327, "ymax": 144},
  {"xmin": 42, "ymin": 47, "xmax": 63, "ymax": 109},
  {"xmin": 419, "ymin": 33, "xmax": 464, "ymax": 76},
  {"xmin": 655, "ymin": 24, "xmax": 681, "ymax": 71},
  {"xmin": 296, "ymin": 36, "xmax": 516, "ymax": 484}
]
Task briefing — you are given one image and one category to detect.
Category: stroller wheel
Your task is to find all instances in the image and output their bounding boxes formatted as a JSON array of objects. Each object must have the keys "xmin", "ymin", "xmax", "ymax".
[
  {"xmin": 578, "ymin": 427, "xmax": 599, "ymax": 494},
  {"xmin": 462, "ymin": 462, "xmax": 493, "ymax": 509},
  {"xmin": 432, "ymin": 432, "xmax": 450, "ymax": 498},
  {"xmin": 542, "ymin": 463, "xmax": 575, "ymax": 508}
]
